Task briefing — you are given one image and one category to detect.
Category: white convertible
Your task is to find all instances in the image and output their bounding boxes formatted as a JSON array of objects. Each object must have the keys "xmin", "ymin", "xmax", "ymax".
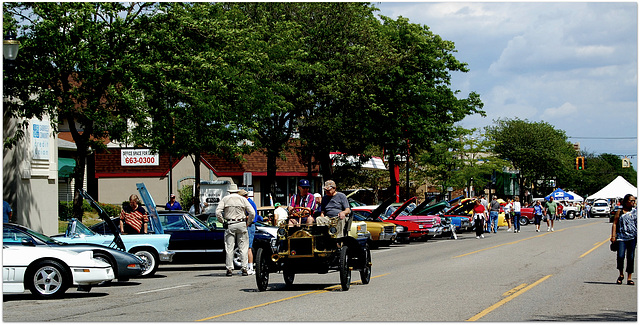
[{"xmin": 3, "ymin": 245, "xmax": 114, "ymax": 298}]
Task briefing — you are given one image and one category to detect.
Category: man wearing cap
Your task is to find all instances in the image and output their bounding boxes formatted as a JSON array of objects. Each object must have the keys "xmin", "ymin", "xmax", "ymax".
[
  {"xmin": 288, "ymin": 179, "xmax": 316, "ymax": 225},
  {"xmin": 316, "ymin": 180, "xmax": 351, "ymax": 238},
  {"xmin": 165, "ymin": 194, "xmax": 182, "ymax": 211},
  {"xmin": 216, "ymin": 184, "xmax": 255, "ymax": 276}
]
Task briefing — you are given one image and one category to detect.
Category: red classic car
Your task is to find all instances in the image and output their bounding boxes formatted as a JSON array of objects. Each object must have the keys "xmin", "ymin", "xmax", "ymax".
[{"xmin": 381, "ymin": 197, "xmax": 442, "ymax": 241}]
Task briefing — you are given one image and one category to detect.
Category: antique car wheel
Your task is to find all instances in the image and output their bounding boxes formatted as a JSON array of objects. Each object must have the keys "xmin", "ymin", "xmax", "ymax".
[
  {"xmin": 133, "ymin": 249, "xmax": 158, "ymax": 276},
  {"xmin": 283, "ymin": 267, "xmax": 295, "ymax": 286},
  {"xmin": 255, "ymin": 248, "xmax": 269, "ymax": 291},
  {"xmin": 339, "ymin": 247, "xmax": 351, "ymax": 291},
  {"xmin": 27, "ymin": 260, "xmax": 70, "ymax": 299},
  {"xmin": 359, "ymin": 245, "xmax": 371, "ymax": 285}
]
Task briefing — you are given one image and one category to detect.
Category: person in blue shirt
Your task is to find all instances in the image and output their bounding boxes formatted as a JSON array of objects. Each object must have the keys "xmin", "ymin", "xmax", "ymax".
[
  {"xmin": 240, "ymin": 190, "xmax": 262, "ymax": 275},
  {"xmin": 165, "ymin": 194, "xmax": 182, "ymax": 211},
  {"xmin": 533, "ymin": 200, "xmax": 544, "ymax": 232},
  {"xmin": 3, "ymin": 201, "xmax": 13, "ymax": 223}
]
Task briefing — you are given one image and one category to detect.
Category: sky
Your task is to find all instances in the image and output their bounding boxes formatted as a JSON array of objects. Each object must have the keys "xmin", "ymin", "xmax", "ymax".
[{"xmin": 375, "ymin": 2, "xmax": 638, "ymax": 171}]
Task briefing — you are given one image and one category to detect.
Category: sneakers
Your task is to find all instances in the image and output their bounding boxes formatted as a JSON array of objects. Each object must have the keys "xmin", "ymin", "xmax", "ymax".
[
  {"xmin": 480, "ymin": 234, "xmax": 485, "ymax": 238},
  {"xmin": 536, "ymin": 229, "xmax": 540, "ymax": 232},
  {"xmin": 551, "ymin": 228, "xmax": 554, "ymax": 232},
  {"xmin": 547, "ymin": 227, "xmax": 550, "ymax": 232},
  {"xmin": 507, "ymin": 228, "xmax": 512, "ymax": 232},
  {"xmin": 476, "ymin": 236, "xmax": 480, "ymax": 239},
  {"xmin": 247, "ymin": 269, "xmax": 255, "ymax": 275},
  {"xmin": 241, "ymin": 268, "xmax": 248, "ymax": 276},
  {"xmin": 226, "ymin": 269, "xmax": 233, "ymax": 277}
]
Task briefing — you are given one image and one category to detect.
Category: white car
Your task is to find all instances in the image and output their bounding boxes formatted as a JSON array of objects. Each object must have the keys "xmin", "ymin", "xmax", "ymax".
[
  {"xmin": 3, "ymin": 245, "xmax": 114, "ymax": 298},
  {"xmin": 590, "ymin": 199, "xmax": 611, "ymax": 218}
]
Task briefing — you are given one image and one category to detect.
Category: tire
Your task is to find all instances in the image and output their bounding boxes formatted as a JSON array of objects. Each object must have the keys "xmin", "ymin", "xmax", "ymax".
[
  {"xmin": 255, "ymin": 248, "xmax": 269, "ymax": 292},
  {"xmin": 359, "ymin": 245, "xmax": 371, "ymax": 285},
  {"xmin": 133, "ymin": 249, "xmax": 158, "ymax": 276},
  {"xmin": 339, "ymin": 247, "xmax": 351, "ymax": 291},
  {"xmin": 233, "ymin": 247, "xmax": 242, "ymax": 270},
  {"xmin": 27, "ymin": 260, "xmax": 70, "ymax": 299},
  {"xmin": 93, "ymin": 253, "xmax": 115, "ymax": 284},
  {"xmin": 567, "ymin": 211, "xmax": 576, "ymax": 220},
  {"xmin": 519, "ymin": 217, "xmax": 529, "ymax": 226},
  {"xmin": 283, "ymin": 267, "xmax": 295, "ymax": 286}
]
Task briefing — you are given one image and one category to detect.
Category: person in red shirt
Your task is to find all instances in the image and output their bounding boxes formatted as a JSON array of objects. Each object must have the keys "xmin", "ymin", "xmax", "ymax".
[{"xmin": 473, "ymin": 199, "xmax": 486, "ymax": 239}]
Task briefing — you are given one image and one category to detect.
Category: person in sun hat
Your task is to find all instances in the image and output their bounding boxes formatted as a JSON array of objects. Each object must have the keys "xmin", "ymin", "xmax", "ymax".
[{"xmin": 216, "ymin": 184, "xmax": 255, "ymax": 277}]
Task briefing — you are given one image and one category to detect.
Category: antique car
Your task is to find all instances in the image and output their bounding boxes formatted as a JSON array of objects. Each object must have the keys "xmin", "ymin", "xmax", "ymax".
[
  {"xmin": 2, "ymin": 245, "xmax": 114, "ymax": 298},
  {"xmin": 351, "ymin": 197, "xmax": 399, "ymax": 247},
  {"xmin": 5, "ymin": 223, "xmax": 143, "ymax": 282},
  {"xmin": 255, "ymin": 207, "xmax": 371, "ymax": 292},
  {"xmin": 54, "ymin": 189, "xmax": 174, "ymax": 276}
]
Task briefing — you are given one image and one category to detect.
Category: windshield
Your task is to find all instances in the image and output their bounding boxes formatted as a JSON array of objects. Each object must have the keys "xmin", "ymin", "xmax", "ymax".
[
  {"xmin": 352, "ymin": 211, "xmax": 372, "ymax": 221},
  {"xmin": 594, "ymin": 202, "xmax": 608, "ymax": 207},
  {"xmin": 70, "ymin": 220, "xmax": 98, "ymax": 236},
  {"xmin": 23, "ymin": 227, "xmax": 60, "ymax": 244}
]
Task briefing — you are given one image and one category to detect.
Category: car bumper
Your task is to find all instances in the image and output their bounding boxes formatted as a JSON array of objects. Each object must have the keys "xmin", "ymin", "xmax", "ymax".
[
  {"xmin": 377, "ymin": 231, "xmax": 397, "ymax": 242},
  {"xmin": 428, "ymin": 226, "xmax": 443, "ymax": 237},
  {"xmin": 159, "ymin": 251, "xmax": 176, "ymax": 263},
  {"xmin": 71, "ymin": 266, "xmax": 115, "ymax": 285}
]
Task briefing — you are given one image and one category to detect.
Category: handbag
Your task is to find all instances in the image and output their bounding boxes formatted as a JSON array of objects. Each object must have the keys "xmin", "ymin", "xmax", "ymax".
[{"xmin": 610, "ymin": 241, "xmax": 618, "ymax": 252}]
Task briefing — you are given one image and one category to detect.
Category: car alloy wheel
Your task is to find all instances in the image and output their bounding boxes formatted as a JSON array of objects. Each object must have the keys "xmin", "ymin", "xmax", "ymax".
[
  {"xmin": 134, "ymin": 250, "xmax": 158, "ymax": 276},
  {"xmin": 28, "ymin": 260, "xmax": 70, "ymax": 299}
]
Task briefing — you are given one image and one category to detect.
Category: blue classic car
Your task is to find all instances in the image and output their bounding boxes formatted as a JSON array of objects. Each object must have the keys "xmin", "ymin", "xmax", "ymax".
[
  {"xmin": 53, "ymin": 189, "xmax": 174, "ymax": 276},
  {"xmin": 4, "ymin": 223, "xmax": 144, "ymax": 282}
]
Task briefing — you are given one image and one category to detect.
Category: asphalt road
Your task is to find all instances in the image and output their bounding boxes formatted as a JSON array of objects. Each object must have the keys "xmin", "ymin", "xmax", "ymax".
[{"xmin": 3, "ymin": 218, "xmax": 636, "ymax": 322}]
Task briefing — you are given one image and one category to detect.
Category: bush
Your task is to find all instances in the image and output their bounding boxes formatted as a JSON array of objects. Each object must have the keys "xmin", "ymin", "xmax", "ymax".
[
  {"xmin": 58, "ymin": 200, "xmax": 121, "ymax": 220},
  {"xmin": 100, "ymin": 202, "xmax": 121, "ymax": 218},
  {"xmin": 178, "ymin": 185, "xmax": 193, "ymax": 211}
]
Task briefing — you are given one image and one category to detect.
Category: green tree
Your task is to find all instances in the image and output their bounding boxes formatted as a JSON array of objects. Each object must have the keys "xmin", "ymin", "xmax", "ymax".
[
  {"xmin": 4, "ymin": 2, "xmax": 159, "ymax": 220},
  {"xmin": 485, "ymin": 118, "xmax": 576, "ymax": 198},
  {"xmin": 366, "ymin": 16, "xmax": 484, "ymax": 199}
]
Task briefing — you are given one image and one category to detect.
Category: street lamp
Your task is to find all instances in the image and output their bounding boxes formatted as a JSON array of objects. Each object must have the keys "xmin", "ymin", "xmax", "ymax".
[{"xmin": 3, "ymin": 33, "xmax": 20, "ymax": 61}]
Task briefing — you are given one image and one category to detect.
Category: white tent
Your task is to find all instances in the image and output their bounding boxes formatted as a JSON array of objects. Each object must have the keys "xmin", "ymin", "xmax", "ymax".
[
  {"xmin": 566, "ymin": 191, "xmax": 584, "ymax": 202},
  {"xmin": 586, "ymin": 176, "xmax": 638, "ymax": 200}
]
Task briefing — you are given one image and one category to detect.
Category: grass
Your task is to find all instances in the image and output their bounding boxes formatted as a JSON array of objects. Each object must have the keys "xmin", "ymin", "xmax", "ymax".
[{"xmin": 57, "ymin": 211, "xmax": 105, "ymax": 234}]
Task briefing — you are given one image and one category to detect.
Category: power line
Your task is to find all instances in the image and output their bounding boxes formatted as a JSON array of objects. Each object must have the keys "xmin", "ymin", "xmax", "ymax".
[{"xmin": 569, "ymin": 136, "xmax": 637, "ymax": 140}]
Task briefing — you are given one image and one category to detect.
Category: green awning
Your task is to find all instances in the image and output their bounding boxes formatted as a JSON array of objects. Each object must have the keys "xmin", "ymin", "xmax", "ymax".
[{"xmin": 58, "ymin": 158, "xmax": 76, "ymax": 178}]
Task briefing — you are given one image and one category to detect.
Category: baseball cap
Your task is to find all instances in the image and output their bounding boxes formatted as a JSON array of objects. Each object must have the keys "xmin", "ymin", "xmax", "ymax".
[
  {"xmin": 170, "ymin": 194, "xmax": 176, "ymax": 198},
  {"xmin": 314, "ymin": 193, "xmax": 322, "ymax": 198},
  {"xmin": 323, "ymin": 180, "xmax": 336, "ymax": 190},
  {"xmin": 274, "ymin": 203, "xmax": 281, "ymax": 208},
  {"xmin": 298, "ymin": 179, "xmax": 310, "ymax": 187}
]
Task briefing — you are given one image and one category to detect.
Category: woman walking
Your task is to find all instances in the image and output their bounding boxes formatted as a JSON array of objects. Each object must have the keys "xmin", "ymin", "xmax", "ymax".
[
  {"xmin": 473, "ymin": 199, "xmax": 486, "ymax": 239},
  {"xmin": 533, "ymin": 200, "xmax": 544, "ymax": 232},
  {"xmin": 610, "ymin": 194, "xmax": 637, "ymax": 285}
]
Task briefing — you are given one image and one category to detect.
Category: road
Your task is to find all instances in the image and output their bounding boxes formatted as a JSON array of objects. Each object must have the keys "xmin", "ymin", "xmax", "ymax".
[{"xmin": 3, "ymin": 218, "xmax": 636, "ymax": 322}]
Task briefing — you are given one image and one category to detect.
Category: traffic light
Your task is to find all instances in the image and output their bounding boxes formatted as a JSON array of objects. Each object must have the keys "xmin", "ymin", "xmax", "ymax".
[{"xmin": 576, "ymin": 156, "xmax": 584, "ymax": 170}]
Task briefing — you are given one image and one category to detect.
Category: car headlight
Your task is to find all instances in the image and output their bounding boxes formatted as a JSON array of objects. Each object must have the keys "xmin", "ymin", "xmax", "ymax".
[
  {"xmin": 329, "ymin": 226, "xmax": 338, "ymax": 235},
  {"xmin": 277, "ymin": 227, "xmax": 287, "ymax": 237},
  {"xmin": 395, "ymin": 225, "xmax": 405, "ymax": 233}
]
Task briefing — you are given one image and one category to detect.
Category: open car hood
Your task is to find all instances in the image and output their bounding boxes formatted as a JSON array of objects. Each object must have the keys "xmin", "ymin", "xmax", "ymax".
[
  {"xmin": 388, "ymin": 197, "xmax": 417, "ymax": 220},
  {"xmin": 77, "ymin": 188, "xmax": 126, "ymax": 251}
]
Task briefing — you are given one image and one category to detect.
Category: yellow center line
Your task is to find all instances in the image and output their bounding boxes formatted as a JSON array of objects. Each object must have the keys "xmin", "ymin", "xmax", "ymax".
[
  {"xmin": 580, "ymin": 238, "xmax": 610, "ymax": 258},
  {"xmin": 502, "ymin": 283, "xmax": 528, "ymax": 296},
  {"xmin": 466, "ymin": 275, "xmax": 552, "ymax": 321},
  {"xmin": 454, "ymin": 221, "xmax": 601, "ymax": 258},
  {"xmin": 196, "ymin": 273, "xmax": 390, "ymax": 321}
]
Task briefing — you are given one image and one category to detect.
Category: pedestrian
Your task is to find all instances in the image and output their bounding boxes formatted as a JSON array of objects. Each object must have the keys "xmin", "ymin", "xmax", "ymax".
[
  {"xmin": 480, "ymin": 195, "xmax": 489, "ymax": 232},
  {"xmin": 316, "ymin": 180, "xmax": 351, "ymax": 238},
  {"xmin": 3, "ymin": 200, "xmax": 12, "ymax": 223},
  {"xmin": 273, "ymin": 203, "xmax": 288, "ymax": 226},
  {"xmin": 513, "ymin": 196, "xmax": 522, "ymax": 233},
  {"xmin": 610, "ymin": 194, "xmax": 637, "ymax": 285},
  {"xmin": 473, "ymin": 199, "xmax": 486, "ymax": 239},
  {"xmin": 504, "ymin": 199, "xmax": 513, "ymax": 232},
  {"xmin": 240, "ymin": 189, "xmax": 261, "ymax": 275},
  {"xmin": 287, "ymin": 179, "xmax": 316, "ymax": 226},
  {"xmin": 165, "ymin": 193, "xmax": 182, "ymax": 211},
  {"xmin": 533, "ymin": 200, "xmax": 544, "ymax": 232},
  {"xmin": 119, "ymin": 194, "xmax": 148, "ymax": 234},
  {"xmin": 216, "ymin": 184, "xmax": 255, "ymax": 277},
  {"xmin": 489, "ymin": 196, "xmax": 500, "ymax": 233},
  {"xmin": 543, "ymin": 196, "xmax": 559, "ymax": 232},
  {"xmin": 585, "ymin": 202, "xmax": 591, "ymax": 219}
]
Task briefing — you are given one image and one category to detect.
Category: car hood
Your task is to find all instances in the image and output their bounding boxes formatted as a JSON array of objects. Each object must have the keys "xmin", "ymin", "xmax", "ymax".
[{"xmin": 388, "ymin": 197, "xmax": 417, "ymax": 220}]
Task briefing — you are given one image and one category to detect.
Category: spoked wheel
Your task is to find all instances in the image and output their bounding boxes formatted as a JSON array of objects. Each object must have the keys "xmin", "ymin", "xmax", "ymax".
[
  {"xmin": 283, "ymin": 267, "xmax": 295, "ymax": 286},
  {"xmin": 339, "ymin": 246, "xmax": 351, "ymax": 291},
  {"xmin": 27, "ymin": 260, "xmax": 70, "ymax": 299},
  {"xmin": 255, "ymin": 248, "xmax": 269, "ymax": 291},
  {"xmin": 134, "ymin": 250, "xmax": 158, "ymax": 276},
  {"xmin": 359, "ymin": 245, "xmax": 371, "ymax": 285}
]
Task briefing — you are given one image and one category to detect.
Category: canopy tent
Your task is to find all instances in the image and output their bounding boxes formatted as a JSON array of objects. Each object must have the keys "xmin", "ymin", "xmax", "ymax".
[
  {"xmin": 566, "ymin": 191, "xmax": 584, "ymax": 202},
  {"xmin": 330, "ymin": 152, "xmax": 387, "ymax": 170},
  {"xmin": 587, "ymin": 176, "xmax": 638, "ymax": 200},
  {"xmin": 545, "ymin": 188, "xmax": 574, "ymax": 201}
]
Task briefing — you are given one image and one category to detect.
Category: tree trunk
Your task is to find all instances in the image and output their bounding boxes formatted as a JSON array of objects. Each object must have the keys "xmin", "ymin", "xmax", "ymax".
[
  {"xmin": 266, "ymin": 149, "xmax": 278, "ymax": 204},
  {"xmin": 193, "ymin": 153, "xmax": 201, "ymax": 214},
  {"xmin": 72, "ymin": 153, "xmax": 86, "ymax": 222}
]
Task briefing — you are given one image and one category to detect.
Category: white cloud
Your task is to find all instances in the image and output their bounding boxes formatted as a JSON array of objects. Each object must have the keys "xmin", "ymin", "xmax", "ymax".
[{"xmin": 542, "ymin": 102, "xmax": 579, "ymax": 119}]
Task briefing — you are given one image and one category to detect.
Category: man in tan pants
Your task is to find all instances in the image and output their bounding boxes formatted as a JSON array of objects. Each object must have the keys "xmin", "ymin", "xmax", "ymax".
[{"xmin": 216, "ymin": 184, "xmax": 255, "ymax": 276}]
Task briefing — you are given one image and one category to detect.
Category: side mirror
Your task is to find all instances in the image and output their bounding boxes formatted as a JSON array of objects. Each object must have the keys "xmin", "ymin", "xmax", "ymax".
[{"xmin": 21, "ymin": 238, "xmax": 36, "ymax": 247}]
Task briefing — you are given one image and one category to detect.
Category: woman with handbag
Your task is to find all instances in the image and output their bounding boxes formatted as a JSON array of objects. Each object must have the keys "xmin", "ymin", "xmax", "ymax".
[{"xmin": 610, "ymin": 194, "xmax": 637, "ymax": 285}]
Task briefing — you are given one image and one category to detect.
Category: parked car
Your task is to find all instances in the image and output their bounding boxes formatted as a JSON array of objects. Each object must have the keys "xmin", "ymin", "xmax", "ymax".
[
  {"xmin": 53, "ymin": 189, "xmax": 174, "ymax": 276},
  {"xmin": 591, "ymin": 199, "xmax": 611, "ymax": 218},
  {"xmin": 352, "ymin": 198, "xmax": 410, "ymax": 243},
  {"xmin": 610, "ymin": 205, "xmax": 622, "ymax": 223},
  {"xmin": 350, "ymin": 198, "xmax": 398, "ymax": 248},
  {"xmin": 5, "ymin": 223, "xmax": 143, "ymax": 282},
  {"xmin": 519, "ymin": 207, "xmax": 534, "ymax": 225},
  {"xmin": 3, "ymin": 245, "xmax": 114, "ymax": 298},
  {"xmin": 378, "ymin": 197, "xmax": 439, "ymax": 241}
]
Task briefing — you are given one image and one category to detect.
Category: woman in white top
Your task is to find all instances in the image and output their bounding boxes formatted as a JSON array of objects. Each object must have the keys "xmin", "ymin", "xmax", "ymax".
[{"xmin": 513, "ymin": 197, "xmax": 522, "ymax": 233}]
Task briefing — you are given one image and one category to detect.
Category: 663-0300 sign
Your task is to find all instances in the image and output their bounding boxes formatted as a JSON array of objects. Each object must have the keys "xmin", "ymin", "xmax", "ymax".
[{"xmin": 121, "ymin": 149, "xmax": 160, "ymax": 166}]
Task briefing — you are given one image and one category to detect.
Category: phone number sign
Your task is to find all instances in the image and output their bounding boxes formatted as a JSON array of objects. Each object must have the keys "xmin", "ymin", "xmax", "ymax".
[{"xmin": 121, "ymin": 149, "xmax": 159, "ymax": 166}]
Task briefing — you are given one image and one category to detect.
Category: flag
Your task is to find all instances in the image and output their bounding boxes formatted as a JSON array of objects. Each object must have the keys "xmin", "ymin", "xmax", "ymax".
[{"xmin": 119, "ymin": 208, "xmax": 148, "ymax": 233}]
